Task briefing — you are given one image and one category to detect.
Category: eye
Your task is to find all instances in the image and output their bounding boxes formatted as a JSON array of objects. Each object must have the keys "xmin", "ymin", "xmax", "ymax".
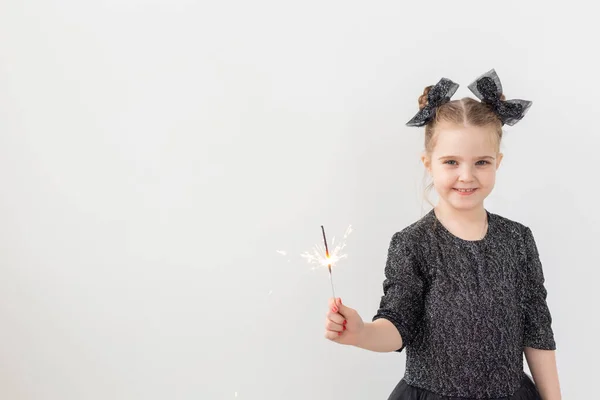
[{"xmin": 443, "ymin": 160, "xmax": 491, "ymax": 166}]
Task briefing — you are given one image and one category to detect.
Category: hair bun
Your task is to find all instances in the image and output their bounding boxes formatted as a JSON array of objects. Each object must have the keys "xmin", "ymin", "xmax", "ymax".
[{"xmin": 418, "ymin": 85, "xmax": 433, "ymax": 110}]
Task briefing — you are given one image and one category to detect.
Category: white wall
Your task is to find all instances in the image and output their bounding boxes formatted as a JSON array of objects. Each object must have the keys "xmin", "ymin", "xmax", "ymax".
[{"xmin": 1, "ymin": 1, "xmax": 597, "ymax": 399}]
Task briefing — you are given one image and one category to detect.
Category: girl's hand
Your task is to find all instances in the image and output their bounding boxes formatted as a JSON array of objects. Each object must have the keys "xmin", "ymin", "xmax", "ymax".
[{"xmin": 324, "ymin": 297, "xmax": 364, "ymax": 345}]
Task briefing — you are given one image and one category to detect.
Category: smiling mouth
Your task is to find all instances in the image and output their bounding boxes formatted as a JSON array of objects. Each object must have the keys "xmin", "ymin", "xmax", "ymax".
[{"xmin": 453, "ymin": 188, "xmax": 478, "ymax": 193}]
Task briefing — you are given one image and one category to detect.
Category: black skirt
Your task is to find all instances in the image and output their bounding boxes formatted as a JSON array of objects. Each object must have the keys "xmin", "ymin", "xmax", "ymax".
[{"xmin": 387, "ymin": 373, "xmax": 541, "ymax": 400}]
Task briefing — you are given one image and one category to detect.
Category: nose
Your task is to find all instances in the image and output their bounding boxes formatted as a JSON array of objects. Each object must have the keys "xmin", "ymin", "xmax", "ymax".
[{"xmin": 458, "ymin": 165, "xmax": 476, "ymax": 182}]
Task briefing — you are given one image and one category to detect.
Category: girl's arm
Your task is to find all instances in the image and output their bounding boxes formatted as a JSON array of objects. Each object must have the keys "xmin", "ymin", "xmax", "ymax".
[
  {"xmin": 354, "ymin": 318, "xmax": 403, "ymax": 353},
  {"xmin": 524, "ymin": 347, "xmax": 561, "ymax": 400}
]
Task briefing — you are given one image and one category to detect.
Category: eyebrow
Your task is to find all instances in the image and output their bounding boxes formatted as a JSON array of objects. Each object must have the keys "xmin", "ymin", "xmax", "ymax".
[{"xmin": 438, "ymin": 155, "xmax": 496, "ymax": 160}]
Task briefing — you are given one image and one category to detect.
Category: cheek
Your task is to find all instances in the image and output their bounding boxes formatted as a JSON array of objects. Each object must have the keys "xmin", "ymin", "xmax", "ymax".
[
  {"xmin": 434, "ymin": 168, "xmax": 457, "ymax": 180},
  {"xmin": 480, "ymin": 169, "xmax": 496, "ymax": 182},
  {"xmin": 432, "ymin": 173, "xmax": 457, "ymax": 189}
]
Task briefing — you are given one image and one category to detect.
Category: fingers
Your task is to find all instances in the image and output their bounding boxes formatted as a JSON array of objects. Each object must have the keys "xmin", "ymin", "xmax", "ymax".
[
  {"xmin": 328, "ymin": 297, "xmax": 346, "ymax": 316},
  {"xmin": 325, "ymin": 297, "xmax": 348, "ymax": 341},
  {"xmin": 324, "ymin": 330, "xmax": 341, "ymax": 340},
  {"xmin": 328, "ymin": 297, "xmax": 343, "ymax": 308},
  {"xmin": 324, "ymin": 320, "xmax": 347, "ymax": 340},
  {"xmin": 326, "ymin": 299, "xmax": 346, "ymax": 325},
  {"xmin": 325, "ymin": 318, "xmax": 346, "ymax": 333},
  {"xmin": 327, "ymin": 308, "xmax": 345, "ymax": 324},
  {"xmin": 328, "ymin": 297, "xmax": 337, "ymax": 310}
]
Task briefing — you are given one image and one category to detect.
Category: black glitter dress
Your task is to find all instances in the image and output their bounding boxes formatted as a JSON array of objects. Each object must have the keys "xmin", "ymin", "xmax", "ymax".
[
  {"xmin": 372, "ymin": 209, "xmax": 556, "ymax": 399},
  {"xmin": 387, "ymin": 373, "xmax": 542, "ymax": 400}
]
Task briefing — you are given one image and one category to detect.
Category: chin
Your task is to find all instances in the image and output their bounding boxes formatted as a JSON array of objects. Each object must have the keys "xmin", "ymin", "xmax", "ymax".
[{"xmin": 445, "ymin": 193, "xmax": 487, "ymax": 209}]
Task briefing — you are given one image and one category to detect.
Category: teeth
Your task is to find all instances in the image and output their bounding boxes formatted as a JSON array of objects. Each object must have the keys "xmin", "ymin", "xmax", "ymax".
[{"xmin": 456, "ymin": 189, "xmax": 475, "ymax": 192}]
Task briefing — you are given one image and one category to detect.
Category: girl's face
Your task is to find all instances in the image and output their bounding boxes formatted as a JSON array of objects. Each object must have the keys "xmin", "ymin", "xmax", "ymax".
[{"xmin": 422, "ymin": 122, "xmax": 503, "ymax": 211}]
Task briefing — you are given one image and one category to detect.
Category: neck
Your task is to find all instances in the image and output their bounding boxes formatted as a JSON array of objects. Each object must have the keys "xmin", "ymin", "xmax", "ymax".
[
  {"xmin": 433, "ymin": 202, "xmax": 489, "ymax": 241},
  {"xmin": 434, "ymin": 202, "xmax": 487, "ymax": 224}
]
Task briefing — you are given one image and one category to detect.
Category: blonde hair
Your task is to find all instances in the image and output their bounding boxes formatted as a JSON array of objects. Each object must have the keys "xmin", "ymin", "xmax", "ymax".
[{"xmin": 419, "ymin": 85, "xmax": 505, "ymax": 208}]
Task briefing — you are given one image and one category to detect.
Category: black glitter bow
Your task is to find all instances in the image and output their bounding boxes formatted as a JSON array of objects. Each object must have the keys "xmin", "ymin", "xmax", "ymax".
[
  {"xmin": 467, "ymin": 69, "xmax": 532, "ymax": 126},
  {"xmin": 406, "ymin": 77, "xmax": 459, "ymax": 127}
]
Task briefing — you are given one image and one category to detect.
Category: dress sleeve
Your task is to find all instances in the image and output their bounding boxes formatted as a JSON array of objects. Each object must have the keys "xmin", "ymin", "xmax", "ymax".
[
  {"xmin": 522, "ymin": 227, "xmax": 557, "ymax": 350},
  {"xmin": 372, "ymin": 230, "xmax": 425, "ymax": 353}
]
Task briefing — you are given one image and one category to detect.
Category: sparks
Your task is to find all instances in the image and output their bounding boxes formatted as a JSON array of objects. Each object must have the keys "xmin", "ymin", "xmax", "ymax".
[{"xmin": 300, "ymin": 225, "xmax": 352, "ymax": 270}]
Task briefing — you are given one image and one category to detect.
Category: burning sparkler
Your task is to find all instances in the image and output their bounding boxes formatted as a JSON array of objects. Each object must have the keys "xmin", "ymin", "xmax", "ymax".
[{"xmin": 300, "ymin": 225, "xmax": 352, "ymax": 299}]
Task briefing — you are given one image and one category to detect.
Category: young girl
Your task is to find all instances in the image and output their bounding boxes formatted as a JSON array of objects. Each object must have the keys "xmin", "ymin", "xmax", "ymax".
[{"xmin": 324, "ymin": 69, "xmax": 561, "ymax": 400}]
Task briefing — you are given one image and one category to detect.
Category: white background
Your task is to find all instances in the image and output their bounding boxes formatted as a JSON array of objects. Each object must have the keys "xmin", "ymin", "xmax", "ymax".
[{"xmin": 1, "ymin": 1, "xmax": 597, "ymax": 399}]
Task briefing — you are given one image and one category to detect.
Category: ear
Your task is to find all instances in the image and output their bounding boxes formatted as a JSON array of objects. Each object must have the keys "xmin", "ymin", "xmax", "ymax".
[
  {"xmin": 421, "ymin": 152, "xmax": 431, "ymax": 174},
  {"xmin": 496, "ymin": 152, "xmax": 504, "ymax": 169}
]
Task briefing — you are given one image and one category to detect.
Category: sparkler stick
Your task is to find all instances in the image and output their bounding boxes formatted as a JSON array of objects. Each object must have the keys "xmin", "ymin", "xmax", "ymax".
[{"xmin": 321, "ymin": 225, "xmax": 336, "ymax": 300}]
